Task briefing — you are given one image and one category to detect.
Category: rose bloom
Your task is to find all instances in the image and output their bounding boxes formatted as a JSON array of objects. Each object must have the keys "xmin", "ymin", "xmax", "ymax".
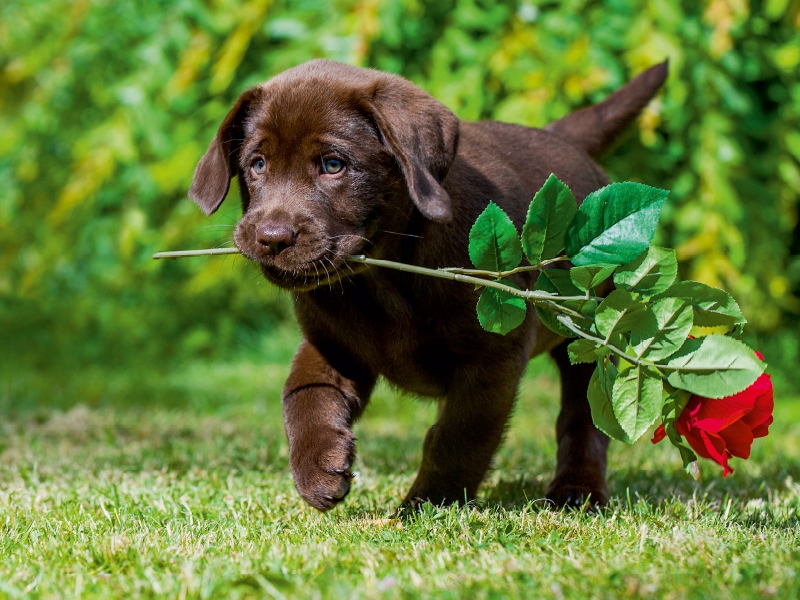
[{"xmin": 652, "ymin": 352, "xmax": 773, "ymax": 477}]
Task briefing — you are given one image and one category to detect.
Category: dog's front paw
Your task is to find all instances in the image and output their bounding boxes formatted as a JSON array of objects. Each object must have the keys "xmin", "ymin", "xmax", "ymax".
[{"xmin": 288, "ymin": 427, "xmax": 356, "ymax": 511}]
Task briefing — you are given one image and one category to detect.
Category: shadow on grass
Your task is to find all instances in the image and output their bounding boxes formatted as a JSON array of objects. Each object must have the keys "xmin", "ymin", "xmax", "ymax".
[
  {"xmin": 480, "ymin": 474, "xmax": 551, "ymax": 507},
  {"xmin": 474, "ymin": 462, "xmax": 800, "ymax": 529}
]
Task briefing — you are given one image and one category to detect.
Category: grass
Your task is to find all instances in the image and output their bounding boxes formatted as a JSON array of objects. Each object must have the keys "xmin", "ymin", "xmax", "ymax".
[{"xmin": 1, "ymin": 327, "xmax": 799, "ymax": 599}]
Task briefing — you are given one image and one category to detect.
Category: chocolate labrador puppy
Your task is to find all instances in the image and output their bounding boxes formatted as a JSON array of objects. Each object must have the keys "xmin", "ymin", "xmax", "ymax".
[{"xmin": 189, "ymin": 59, "xmax": 667, "ymax": 511}]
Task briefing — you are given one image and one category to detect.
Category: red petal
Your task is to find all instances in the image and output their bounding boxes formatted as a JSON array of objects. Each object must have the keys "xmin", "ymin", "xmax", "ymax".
[
  {"xmin": 740, "ymin": 374, "xmax": 774, "ymax": 431},
  {"xmin": 651, "ymin": 424, "xmax": 667, "ymax": 444},
  {"xmin": 692, "ymin": 396, "xmax": 753, "ymax": 433},
  {"xmin": 675, "ymin": 396, "xmax": 702, "ymax": 436},
  {"xmin": 684, "ymin": 429, "xmax": 733, "ymax": 476},
  {"xmin": 751, "ymin": 415, "xmax": 773, "ymax": 438},
  {"xmin": 682, "ymin": 428, "xmax": 712, "ymax": 460},
  {"xmin": 718, "ymin": 419, "xmax": 754, "ymax": 459}
]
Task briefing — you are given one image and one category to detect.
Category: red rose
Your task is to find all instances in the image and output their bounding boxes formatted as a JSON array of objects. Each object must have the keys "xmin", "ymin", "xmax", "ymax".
[{"xmin": 652, "ymin": 351, "xmax": 773, "ymax": 477}]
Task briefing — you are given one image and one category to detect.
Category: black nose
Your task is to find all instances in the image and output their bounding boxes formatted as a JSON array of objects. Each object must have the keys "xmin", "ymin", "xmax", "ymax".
[{"xmin": 255, "ymin": 224, "xmax": 296, "ymax": 255}]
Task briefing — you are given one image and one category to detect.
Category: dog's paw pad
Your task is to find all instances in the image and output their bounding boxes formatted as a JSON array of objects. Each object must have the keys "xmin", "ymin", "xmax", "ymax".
[{"xmin": 332, "ymin": 477, "xmax": 350, "ymax": 499}]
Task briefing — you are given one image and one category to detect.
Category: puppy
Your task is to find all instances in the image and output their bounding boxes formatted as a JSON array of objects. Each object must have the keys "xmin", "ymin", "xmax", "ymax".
[{"xmin": 189, "ymin": 59, "xmax": 668, "ymax": 510}]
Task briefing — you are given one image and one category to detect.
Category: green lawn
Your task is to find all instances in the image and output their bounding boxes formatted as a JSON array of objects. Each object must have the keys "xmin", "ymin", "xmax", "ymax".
[{"xmin": 2, "ymin": 328, "xmax": 799, "ymax": 599}]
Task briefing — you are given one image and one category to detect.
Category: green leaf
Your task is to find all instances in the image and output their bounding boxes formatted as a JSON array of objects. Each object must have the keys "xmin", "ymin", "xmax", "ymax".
[
  {"xmin": 521, "ymin": 174, "xmax": 577, "ymax": 264},
  {"xmin": 660, "ymin": 388, "xmax": 697, "ymax": 468},
  {"xmin": 588, "ymin": 362, "xmax": 631, "ymax": 443},
  {"xmin": 565, "ymin": 183, "xmax": 669, "ymax": 266},
  {"xmin": 597, "ymin": 356, "xmax": 619, "ymax": 401},
  {"xmin": 570, "ymin": 264, "xmax": 616, "ymax": 292},
  {"xmin": 594, "ymin": 290, "xmax": 649, "ymax": 340},
  {"xmin": 664, "ymin": 419, "xmax": 698, "ymax": 469},
  {"xmin": 567, "ymin": 331, "xmax": 625, "ymax": 365},
  {"xmin": 568, "ymin": 338, "xmax": 609, "ymax": 364},
  {"xmin": 537, "ymin": 269, "xmax": 582, "ymax": 296},
  {"xmin": 611, "ymin": 365, "xmax": 664, "ymax": 442},
  {"xmin": 534, "ymin": 305, "xmax": 575, "ymax": 338},
  {"xmin": 665, "ymin": 335, "xmax": 766, "ymax": 398},
  {"xmin": 469, "ymin": 201, "xmax": 523, "ymax": 272},
  {"xmin": 631, "ymin": 297, "xmax": 694, "ymax": 361},
  {"xmin": 476, "ymin": 283, "xmax": 527, "ymax": 335},
  {"xmin": 654, "ymin": 281, "xmax": 746, "ymax": 329},
  {"xmin": 534, "ymin": 270, "xmax": 586, "ymax": 337},
  {"xmin": 613, "ymin": 246, "xmax": 677, "ymax": 296},
  {"xmin": 568, "ymin": 298, "xmax": 599, "ymax": 318},
  {"xmin": 661, "ymin": 387, "xmax": 693, "ymax": 419}
]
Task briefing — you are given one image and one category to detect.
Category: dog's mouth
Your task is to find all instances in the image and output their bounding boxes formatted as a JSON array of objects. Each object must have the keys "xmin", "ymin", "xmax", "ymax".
[
  {"xmin": 258, "ymin": 254, "xmax": 368, "ymax": 291},
  {"xmin": 234, "ymin": 228, "xmax": 371, "ymax": 291}
]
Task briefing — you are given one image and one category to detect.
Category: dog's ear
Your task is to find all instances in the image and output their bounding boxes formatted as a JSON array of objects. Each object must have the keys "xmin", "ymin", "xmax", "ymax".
[
  {"xmin": 189, "ymin": 87, "xmax": 262, "ymax": 215},
  {"xmin": 363, "ymin": 81, "xmax": 459, "ymax": 223}
]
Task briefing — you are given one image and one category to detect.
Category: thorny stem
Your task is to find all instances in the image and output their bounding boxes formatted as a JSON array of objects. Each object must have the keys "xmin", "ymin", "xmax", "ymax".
[
  {"xmin": 346, "ymin": 255, "xmax": 602, "ymax": 303},
  {"xmin": 439, "ymin": 256, "xmax": 571, "ymax": 278},
  {"xmin": 153, "ymin": 248, "xmax": 240, "ymax": 259},
  {"xmin": 151, "ymin": 249, "xmax": 601, "ymax": 305},
  {"xmin": 554, "ymin": 315, "xmax": 677, "ymax": 372},
  {"xmin": 540, "ymin": 299, "xmax": 588, "ymax": 321}
]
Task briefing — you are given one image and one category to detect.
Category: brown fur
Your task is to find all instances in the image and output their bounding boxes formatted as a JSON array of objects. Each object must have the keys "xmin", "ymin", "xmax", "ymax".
[{"xmin": 189, "ymin": 59, "xmax": 668, "ymax": 510}]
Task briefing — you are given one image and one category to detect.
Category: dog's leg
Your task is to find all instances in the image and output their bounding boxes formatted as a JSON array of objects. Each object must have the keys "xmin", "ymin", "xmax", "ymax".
[
  {"xmin": 401, "ymin": 356, "xmax": 526, "ymax": 508},
  {"xmin": 282, "ymin": 339, "xmax": 375, "ymax": 511},
  {"xmin": 546, "ymin": 342, "xmax": 610, "ymax": 507}
]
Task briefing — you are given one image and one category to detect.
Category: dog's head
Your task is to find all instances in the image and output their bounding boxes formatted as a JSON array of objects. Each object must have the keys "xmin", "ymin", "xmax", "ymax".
[{"xmin": 189, "ymin": 60, "xmax": 460, "ymax": 290}]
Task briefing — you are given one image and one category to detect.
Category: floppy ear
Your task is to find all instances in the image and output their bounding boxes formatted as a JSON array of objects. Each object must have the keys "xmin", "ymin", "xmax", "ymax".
[
  {"xmin": 363, "ymin": 81, "xmax": 460, "ymax": 223},
  {"xmin": 189, "ymin": 87, "xmax": 262, "ymax": 215}
]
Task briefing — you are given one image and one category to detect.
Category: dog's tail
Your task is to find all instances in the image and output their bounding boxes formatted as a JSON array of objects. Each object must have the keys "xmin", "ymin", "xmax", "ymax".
[{"xmin": 545, "ymin": 61, "xmax": 668, "ymax": 158}]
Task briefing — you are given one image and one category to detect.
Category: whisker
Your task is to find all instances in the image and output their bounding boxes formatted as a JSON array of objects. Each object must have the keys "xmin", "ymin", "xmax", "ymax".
[
  {"xmin": 329, "ymin": 234, "xmax": 373, "ymax": 243},
  {"xmin": 325, "ymin": 257, "xmax": 346, "ymax": 295},
  {"xmin": 319, "ymin": 259, "xmax": 333, "ymax": 289},
  {"xmin": 340, "ymin": 259, "xmax": 356, "ymax": 275},
  {"xmin": 378, "ymin": 230, "xmax": 423, "ymax": 239},
  {"xmin": 312, "ymin": 261, "xmax": 321, "ymax": 285}
]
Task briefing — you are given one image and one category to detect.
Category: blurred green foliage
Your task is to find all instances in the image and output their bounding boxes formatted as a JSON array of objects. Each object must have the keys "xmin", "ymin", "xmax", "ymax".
[{"xmin": 1, "ymin": 0, "xmax": 799, "ymax": 392}]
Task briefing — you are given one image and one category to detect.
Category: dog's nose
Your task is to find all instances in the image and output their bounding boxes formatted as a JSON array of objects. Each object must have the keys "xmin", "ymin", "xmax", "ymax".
[{"xmin": 255, "ymin": 224, "xmax": 296, "ymax": 255}]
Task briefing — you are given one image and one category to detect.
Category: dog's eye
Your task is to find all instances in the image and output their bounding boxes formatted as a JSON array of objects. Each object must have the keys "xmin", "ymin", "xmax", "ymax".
[
  {"xmin": 321, "ymin": 157, "xmax": 345, "ymax": 175},
  {"xmin": 251, "ymin": 158, "xmax": 266, "ymax": 175}
]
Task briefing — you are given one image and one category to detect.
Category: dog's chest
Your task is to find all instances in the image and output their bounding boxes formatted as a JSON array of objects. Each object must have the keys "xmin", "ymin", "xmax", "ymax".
[{"xmin": 299, "ymin": 279, "xmax": 478, "ymax": 397}]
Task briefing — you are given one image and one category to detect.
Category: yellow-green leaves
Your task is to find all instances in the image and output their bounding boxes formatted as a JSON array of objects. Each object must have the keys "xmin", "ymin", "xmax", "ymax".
[{"xmin": 566, "ymin": 183, "xmax": 669, "ymax": 267}]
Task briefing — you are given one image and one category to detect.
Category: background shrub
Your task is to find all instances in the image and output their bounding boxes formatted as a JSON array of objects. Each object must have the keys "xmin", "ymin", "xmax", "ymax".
[{"xmin": 1, "ymin": 0, "xmax": 798, "ymax": 396}]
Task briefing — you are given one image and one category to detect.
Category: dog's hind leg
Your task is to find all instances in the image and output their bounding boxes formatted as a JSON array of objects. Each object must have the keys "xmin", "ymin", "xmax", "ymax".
[
  {"xmin": 401, "ymin": 352, "xmax": 528, "ymax": 508},
  {"xmin": 546, "ymin": 341, "xmax": 610, "ymax": 508}
]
